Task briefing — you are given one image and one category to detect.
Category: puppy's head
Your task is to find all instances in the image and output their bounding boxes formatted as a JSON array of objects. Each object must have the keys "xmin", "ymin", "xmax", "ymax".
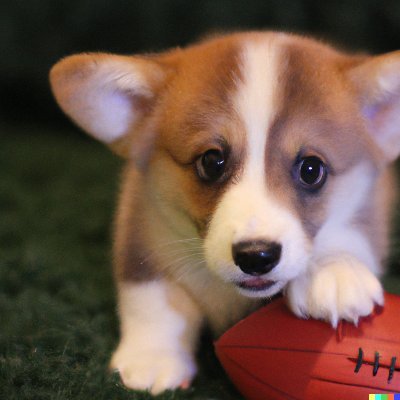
[{"xmin": 50, "ymin": 32, "xmax": 400, "ymax": 297}]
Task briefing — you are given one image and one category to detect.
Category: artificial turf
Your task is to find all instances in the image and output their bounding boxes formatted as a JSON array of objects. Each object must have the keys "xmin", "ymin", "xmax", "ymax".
[{"xmin": 1, "ymin": 125, "xmax": 400, "ymax": 400}]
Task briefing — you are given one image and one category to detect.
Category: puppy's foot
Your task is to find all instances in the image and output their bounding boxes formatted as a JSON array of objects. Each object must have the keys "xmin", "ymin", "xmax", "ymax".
[
  {"xmin": 110, "ymin": 344, "xmax": 197, "ymax": 395},
  {"xmin": 286, "ymin": 258, "xmax": 384, "ymax": 327}
]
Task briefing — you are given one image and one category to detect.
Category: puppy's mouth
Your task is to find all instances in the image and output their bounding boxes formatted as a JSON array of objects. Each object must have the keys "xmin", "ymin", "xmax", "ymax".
[{"xmin": 236, "ymin": 277, "xmax": 276, "ymax": 292}]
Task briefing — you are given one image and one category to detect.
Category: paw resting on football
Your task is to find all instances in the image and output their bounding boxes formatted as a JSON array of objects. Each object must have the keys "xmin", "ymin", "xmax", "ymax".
[{"xmin": 287, "ymin": 257, "xmax": 385, "ymax": 327}]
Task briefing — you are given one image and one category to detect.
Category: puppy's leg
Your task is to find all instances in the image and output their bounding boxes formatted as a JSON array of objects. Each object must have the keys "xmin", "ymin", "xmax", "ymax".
[
  {"xmin": 110, "ymin": 280, "xmax": 203, "ymax": 395},
  {"xmin": 287, "ymin": 227, "xmax": 384, "ymax": 327}
]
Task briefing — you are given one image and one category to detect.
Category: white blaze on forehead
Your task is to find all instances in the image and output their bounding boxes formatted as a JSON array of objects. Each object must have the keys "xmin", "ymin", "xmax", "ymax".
[
  {"xmin": 228, "ymin": 35, "xmax": 283, "ymax": 243},
  {"xmin": 235, "ymin": 36, "xmax": 281, "ymax": 177},
  {"xmin": 204, "ymin": 35, "xmax": 311, "ymax": 291}
]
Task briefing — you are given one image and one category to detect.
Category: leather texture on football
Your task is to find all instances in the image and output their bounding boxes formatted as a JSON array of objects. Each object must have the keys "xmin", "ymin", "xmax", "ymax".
[{"xmin": 215, "ymin": 293, "xmax": 400, "ymax": 400}]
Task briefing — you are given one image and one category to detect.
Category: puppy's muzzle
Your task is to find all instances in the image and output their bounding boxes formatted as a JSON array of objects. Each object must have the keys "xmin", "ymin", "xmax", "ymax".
[{"xmin": 232, "ymin": 240, "xmax": 282, "ymax": 276}]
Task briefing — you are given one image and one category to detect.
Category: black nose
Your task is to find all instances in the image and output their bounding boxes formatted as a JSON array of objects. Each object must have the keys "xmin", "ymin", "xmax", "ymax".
[{"xmin": 232, "ymin": 240, "xmax": 282, "ymax": 276}]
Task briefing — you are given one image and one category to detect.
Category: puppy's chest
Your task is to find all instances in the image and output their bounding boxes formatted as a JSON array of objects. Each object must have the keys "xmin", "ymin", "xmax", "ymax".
[{"xmin": 168, "ymin": 260, "xmax": 261, "ymax": 333}]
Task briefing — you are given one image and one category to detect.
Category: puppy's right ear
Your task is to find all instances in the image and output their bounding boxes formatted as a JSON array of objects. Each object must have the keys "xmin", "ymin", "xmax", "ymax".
[
  {"xmin": 346, "ymin": 51, "xmax": 400, "ymax": 162},
  {"xmin": 50, "ymin": 53, "xmax": 170, "ymax": 158}
]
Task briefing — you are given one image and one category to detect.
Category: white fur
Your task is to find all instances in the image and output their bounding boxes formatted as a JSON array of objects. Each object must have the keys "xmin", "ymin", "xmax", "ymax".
[
  {"xmin": 204, "ymin": 176, "xmax": 311, "ymax": 298},
  {"xmin": 51, "ymin": 57, "xmax": 163, "ymax": 144},
  {"xmin": 75, "ymin": 60, "xmax": 157, "ymax": 143},
  {"xmin": 83, "ymin": 88, "xmax": 133, "ymax": 143},
  {"xmin": 287, "ymin": 164, "xmax": 384, "ymax": 326},
  {"xmin": 368, "ymin": 100, "xmax": 400, "ymax": 161},
  {"xmin": 356, "ymin": 54, "xmax": 400, "ymax": 161},
  {"xmin": 236, "ymin": 38, "xmax": 279, "ymax": 175},
  {"xmin": 204, "ymin": 36, "xmax": 311, "ymax": 298},
  {"xmin": 110, "ymin": 281, "xmax": 199, "ymax": 395},
  {"xmin": 286, "ymin": 257, "xmax": 384, "ymax": 328},
  {"xmin": 313, "ymin": 163, "xmax": 378, "ymax": 271}
]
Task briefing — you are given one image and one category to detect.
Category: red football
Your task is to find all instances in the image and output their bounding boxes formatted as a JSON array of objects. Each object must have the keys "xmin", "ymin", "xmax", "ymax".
[{"xmin": 215, "ymin": 293, "xmax": 400, "ymax": 400}]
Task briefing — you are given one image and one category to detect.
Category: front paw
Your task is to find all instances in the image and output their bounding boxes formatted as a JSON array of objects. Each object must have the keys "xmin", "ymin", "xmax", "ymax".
[
  {"xmin": 110, "ymin": 343, "xmax": 197, "ymax": 395},
  {"xmin": 286, "ymin": 258, "xmax": 384, "ymax": 327}
]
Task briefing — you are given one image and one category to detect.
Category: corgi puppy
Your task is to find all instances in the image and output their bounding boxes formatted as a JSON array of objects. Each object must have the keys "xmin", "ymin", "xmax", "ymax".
[{"xmin": 50, "ymin": 31, "xmax": 400, "ymax": 395}]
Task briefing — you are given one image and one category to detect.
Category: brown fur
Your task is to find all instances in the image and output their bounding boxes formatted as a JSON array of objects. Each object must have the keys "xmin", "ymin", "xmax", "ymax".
[
  {"xmin": 112, "ymin": 36, "xmax": 248, "ymax": 281},
  {"xmin": 50, "ymin": 31, "xmax": 400, "ymax": 394}
]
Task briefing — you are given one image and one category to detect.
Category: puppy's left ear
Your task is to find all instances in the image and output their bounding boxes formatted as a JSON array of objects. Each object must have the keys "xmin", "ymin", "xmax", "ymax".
[{"xmin": 347, "ymin": 51, "xmax": 400, "ymax": 162}]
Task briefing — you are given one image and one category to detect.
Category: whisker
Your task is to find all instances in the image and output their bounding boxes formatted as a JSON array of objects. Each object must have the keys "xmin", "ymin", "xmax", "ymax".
[
  {"xmin": 150, "ymin": 247, "xmax": 204, "ymax": 263},
  {"xmin": 140, "ymin": 239, "xmax": 203, "ymax": 265},
  {"xmin": 174, "ymin": 261, "xmax": 210, "ymax": 285},
  {"xmin": 161, "ymin": 253, "xmax": 205, "ymax": 268},
  {"xmin": 143, "ymin": 237, "xmax": 202, "ymax": 254}
]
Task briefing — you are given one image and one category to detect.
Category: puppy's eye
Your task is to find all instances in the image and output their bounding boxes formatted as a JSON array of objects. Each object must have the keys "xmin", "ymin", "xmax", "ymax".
[
  {"xmin": 196, "ymin": 149, "xmax": 225, "ymax": 182},
  {"xmin": 297, "ymin": 156, "xmax": 327, "ymax": 189}
]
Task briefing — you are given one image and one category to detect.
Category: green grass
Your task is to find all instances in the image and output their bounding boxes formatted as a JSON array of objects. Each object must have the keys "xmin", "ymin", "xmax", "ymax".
[
  {"xmin": 0, "ymin": 125, "xmax": 241, "ymax": 399},
  {"xmin": 1, "ymin": 125, "xmax": 400, "ymax": 399}
]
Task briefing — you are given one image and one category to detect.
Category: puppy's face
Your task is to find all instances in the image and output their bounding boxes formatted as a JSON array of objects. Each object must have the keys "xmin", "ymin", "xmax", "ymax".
[
  {"xmin": 149, "ymin": 34, "xmax": 381, "ymax": 298},
  {"xmin": 50, "ymin": 32, "xmax": 400, "ymax": 297}
]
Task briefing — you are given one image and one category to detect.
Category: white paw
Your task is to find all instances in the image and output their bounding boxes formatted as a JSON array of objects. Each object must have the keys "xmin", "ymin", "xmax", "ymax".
[
  {"xmin": 110, "ymin": 343, "xmax": 197, "ymax": 395},
  {"xmin": 286, "ymin": 258, "xmax": 384, "ymax": 327}
]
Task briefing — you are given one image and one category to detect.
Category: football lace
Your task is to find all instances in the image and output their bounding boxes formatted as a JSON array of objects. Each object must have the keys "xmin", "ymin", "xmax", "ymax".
[{"xmin": 354, "ymin": 347, "xmax": 397, "ymax": 383}]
